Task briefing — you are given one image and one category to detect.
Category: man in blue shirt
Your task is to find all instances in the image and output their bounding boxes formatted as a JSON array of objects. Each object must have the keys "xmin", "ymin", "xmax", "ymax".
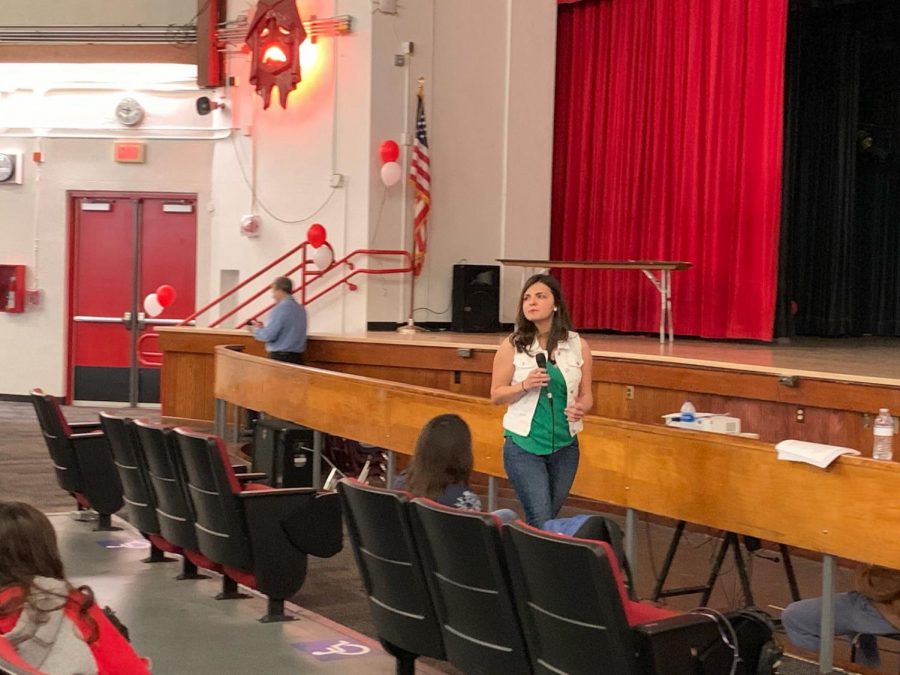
[{"xmin": 249, "ymin": 276, "xmax": 307, "ymax": 364}]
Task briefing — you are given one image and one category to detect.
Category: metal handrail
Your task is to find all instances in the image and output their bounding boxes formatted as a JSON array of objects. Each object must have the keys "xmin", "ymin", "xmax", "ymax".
[
  {"xmin": 177, "ymin": 240, "xmax": 311, "ymax": 327},
  {"xmin": 240, "ymin": 247, "xmax": 413, "ymax": 326},
  {"xmin": 136, "ymin": 244, "xmax": 414, "ymax": 367}
]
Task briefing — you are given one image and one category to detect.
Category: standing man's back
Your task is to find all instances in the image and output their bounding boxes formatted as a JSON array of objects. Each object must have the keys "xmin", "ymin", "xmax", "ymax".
[{"xmin": 249, "ymin": 276, "xmax": 307, "ymax": 364}]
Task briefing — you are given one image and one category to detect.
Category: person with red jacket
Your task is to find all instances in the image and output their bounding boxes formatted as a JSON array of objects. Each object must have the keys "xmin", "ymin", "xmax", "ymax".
[{"xmin": 0, "ymin": 501, "xmax": 151, "ymax": 674}]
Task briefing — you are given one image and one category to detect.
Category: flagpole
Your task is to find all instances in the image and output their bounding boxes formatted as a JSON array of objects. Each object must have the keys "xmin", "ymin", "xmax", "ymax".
[{"xmin": 397, "ymin": 76, "xmax": 426, "ymax": 334}]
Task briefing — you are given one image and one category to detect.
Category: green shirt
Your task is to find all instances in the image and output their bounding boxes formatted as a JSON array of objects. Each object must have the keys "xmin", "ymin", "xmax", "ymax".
[{"xmin": 505, "ymin": 361, "xmax": 573, "ymax": 455}]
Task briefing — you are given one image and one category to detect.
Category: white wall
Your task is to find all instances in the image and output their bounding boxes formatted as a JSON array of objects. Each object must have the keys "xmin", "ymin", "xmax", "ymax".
[
  {"xmin": 0, "ymin": 2, "xmax": 197, "ymax": 26},
  {"xmin": 0, "ymin": 0, "xmax": 559, "ymax": 395},
  {"xmin": 365, "ymin": 0, "xmax": 558, "ymax": 324},
  {"xmin": 208, "ymin": 0, "xmax": 373, "ymax": 334},
  {"xmin": 0, "ymin": 137, "xmax": 212, "ymax": 396}
]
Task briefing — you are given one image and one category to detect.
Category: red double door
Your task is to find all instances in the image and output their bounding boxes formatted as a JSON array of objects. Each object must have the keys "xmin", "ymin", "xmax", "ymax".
[{"xmin": 68, "ymin": 192, "xmax": 197, "ymax": 404}]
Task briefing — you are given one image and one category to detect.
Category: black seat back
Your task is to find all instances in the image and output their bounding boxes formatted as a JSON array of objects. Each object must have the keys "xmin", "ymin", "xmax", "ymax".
[
  {"xmin": 29, "ymin": 389, "xmax": 83, "ymax": 493},
  {"xmin": 133, "ymin": 420, "xmax": 198, "ymax": 550},
  {"xmin": 503, "ymin": 521, "xmax": 640, "ymax": 675},
  {"xmin": 173, "ymin": 427, "xmax": 252, "ymax": 570},
  {"xmin": 98, "ymin": 413, "xmax": 159, "ymax": 535},
  {"xmin": 410, "ymin": 499, "xmax": 531, "ymax": 674},
  {"xmin": 337, "ymin": 479, "xmax": 444, "ymax": 661}
]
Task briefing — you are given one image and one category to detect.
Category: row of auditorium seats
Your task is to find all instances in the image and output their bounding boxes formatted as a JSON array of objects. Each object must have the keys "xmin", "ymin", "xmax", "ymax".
[
  {"xmin": 29, "ymin": 389, "xmax": 343, "ymax": 622},
  {"xmin": 338, "ymin": 479, "xmax": 778, "ymax": 675}
]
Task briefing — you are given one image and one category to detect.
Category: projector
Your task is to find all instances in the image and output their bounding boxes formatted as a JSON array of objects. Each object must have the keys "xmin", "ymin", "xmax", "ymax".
[{"xmin": 662, "ymin": 412, "xmax": 741, "ymax": 435}]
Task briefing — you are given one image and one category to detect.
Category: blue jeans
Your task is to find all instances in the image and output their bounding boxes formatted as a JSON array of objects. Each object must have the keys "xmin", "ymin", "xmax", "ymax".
[
  {"xmin": 503, "ymin": 436, "xmax": 579, "ymax": 527},
  {"xmin": 782, "ymin": 591, "xmax": 899, "ymax": 667}
]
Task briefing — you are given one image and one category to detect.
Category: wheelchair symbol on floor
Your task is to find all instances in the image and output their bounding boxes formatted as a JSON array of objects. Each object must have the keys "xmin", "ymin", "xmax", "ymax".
[
  {"xmin": 295, "ymin": 638, "xmax": 373, "ymax": 661},
  {"xmin": 310, "ymin": 640, "xmax": 371, "ymax": 657}
]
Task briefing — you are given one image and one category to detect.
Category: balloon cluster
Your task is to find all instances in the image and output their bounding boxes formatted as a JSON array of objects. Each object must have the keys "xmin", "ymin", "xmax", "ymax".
[
  {"xmin": 143, "ymin": 284, "xmax": 177, "ymax": 318},
  {"xmin": 307, "ymin": 223, "xmax": 333, "ymax": 270},
  {"xmin": 379, "ymin": 140, "xmax": 401, "ymax": 187}
]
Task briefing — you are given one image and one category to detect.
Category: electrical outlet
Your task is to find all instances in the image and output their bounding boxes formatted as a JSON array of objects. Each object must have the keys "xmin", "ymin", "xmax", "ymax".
[
  {"xmin": 329, "ymin": 173, "xmax": 344, "ymax": 188},
  {"xmin": 624, "ymin": 385, "xmax": 634, "ymax": 400},
  {"xmin": 796, "ymin": 408, "xmax": 805, "ymax": 423}
]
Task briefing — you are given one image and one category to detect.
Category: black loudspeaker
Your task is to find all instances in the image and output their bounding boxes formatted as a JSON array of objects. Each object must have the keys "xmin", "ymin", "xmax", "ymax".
[
  {"xmin": 634, "ymin": 609, "xmax": 781, "ymax": 675},
  {"xmin": 252, "ymin": 418, "xmax": 316, "ymax": 488},
  {"xmin": 452, "ymin": 264, "xmax": 501, "ymax": 332}
]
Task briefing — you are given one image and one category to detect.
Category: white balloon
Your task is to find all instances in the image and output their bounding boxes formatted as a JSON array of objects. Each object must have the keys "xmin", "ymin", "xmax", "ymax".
[
  {"xmin": 143, "ymin": 293, "xmax": 164, "ymax": 317},
  {"xmin": 380, "ymin": 161, "xmax": 402, "ymax": 187},
  {"xmin": 312, "ymin": 246, "xmax": 334, "ymax": 270}
]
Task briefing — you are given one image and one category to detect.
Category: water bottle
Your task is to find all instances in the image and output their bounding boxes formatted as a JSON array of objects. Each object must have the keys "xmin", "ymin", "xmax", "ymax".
[
  {"xmin": 873, "ymin": 408, "xmax": 894, "ymax": 461},
  {"xmin": 680, "ymin": 401, "xmax": 696, "ymax": 423}
]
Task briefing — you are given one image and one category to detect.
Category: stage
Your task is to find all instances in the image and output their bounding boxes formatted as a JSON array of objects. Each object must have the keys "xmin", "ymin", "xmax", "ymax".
[
  {"xmin": 314, "ymin": 331, "xmax": 900, "ymax": 386},
  {"xmin": 156, "ymin": 327, "xmax": 899, "ymax": 454}
]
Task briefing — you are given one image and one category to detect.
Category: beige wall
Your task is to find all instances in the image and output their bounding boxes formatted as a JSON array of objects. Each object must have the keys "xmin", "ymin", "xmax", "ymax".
[
  {"xmin": 0, "ymin": 0, "xmax": 559, "ymax": 396},
  {"xmin": 0, "ymin": 1, "xmax": 197, "ymax": 26},
  {"xmin": 366, "ymin": 0, "xmax": 558, "ymax": 324},
  {"xmin": 0, "ymin": 138, "xmax": 212, "ymax": 396}
]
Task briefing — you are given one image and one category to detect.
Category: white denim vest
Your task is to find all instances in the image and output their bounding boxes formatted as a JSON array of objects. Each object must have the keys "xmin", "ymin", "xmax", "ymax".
[{"xmin": 502, "ymin": 331, "xmax": 584, "ymax": 437}]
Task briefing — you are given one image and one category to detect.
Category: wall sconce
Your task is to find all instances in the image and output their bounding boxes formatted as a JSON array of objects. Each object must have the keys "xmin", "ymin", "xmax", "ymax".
[{"xmin": 245, "ymin": 0, "xmax": 307, "ymax": 109}]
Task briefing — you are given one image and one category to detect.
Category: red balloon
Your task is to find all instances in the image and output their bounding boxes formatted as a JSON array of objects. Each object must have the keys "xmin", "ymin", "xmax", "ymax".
[
  {"xmin": 379, "ymin": 139, "xmax": 399, "ymax": 164},
  {"xmin": 156, "ymin": 284, "xmax": 177, "ymax": 308},
  {"xmin": 307, "ymin": 223, "xmax": 327, "ymax": 249}
]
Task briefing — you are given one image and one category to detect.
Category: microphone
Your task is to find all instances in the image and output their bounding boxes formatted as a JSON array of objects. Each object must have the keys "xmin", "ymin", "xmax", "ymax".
[{"xmin": 534, "ymin": 353, "xmax": 552, "ymax": 400}]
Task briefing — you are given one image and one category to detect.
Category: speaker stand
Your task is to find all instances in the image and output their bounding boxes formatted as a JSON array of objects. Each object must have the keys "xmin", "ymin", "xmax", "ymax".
[
  {"xmin": 651, "ymin": 521, "xmax": 802, "ymax": 607},
  {"xmin": 396, "ymin": 318, "xmax": 426, "ymax": 334}
]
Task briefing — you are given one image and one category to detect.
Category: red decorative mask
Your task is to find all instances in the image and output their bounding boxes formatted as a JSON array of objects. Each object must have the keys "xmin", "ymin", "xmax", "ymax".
[{"xmin": 246, "ymin": 0, "xmax": 307, "ymax": 109}]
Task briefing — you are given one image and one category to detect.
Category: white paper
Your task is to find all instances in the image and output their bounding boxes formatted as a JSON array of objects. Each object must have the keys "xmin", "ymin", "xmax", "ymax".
[{"xmin": 775, "ymin": 439, "xmax": 861, "ymax": 469}]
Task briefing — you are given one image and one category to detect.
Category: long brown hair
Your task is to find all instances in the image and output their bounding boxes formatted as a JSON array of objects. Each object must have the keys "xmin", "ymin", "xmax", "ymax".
[
  {"xmin": 511, "ymin": 274, "xmax": 573, "ymax": 356},
  {"xmin": 405, "ymin": 414, "xmax": 474, "ymax": 500},
  {"xmin": 0, "ymin": 502, "xmax": 99, "ymax": 643}
]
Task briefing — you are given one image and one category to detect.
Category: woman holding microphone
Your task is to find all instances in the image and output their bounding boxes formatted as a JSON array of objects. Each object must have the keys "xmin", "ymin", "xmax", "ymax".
[{"xmin": 490, "ymin": 274, "xmax": 593, "ymax": 526}]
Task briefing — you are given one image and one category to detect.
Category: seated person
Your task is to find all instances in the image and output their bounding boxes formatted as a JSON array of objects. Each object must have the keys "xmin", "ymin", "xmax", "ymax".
[
  {"xmin": 394, "ymin": 413, "xmax": 518, "ymax": 523},
  {"xmin": 0, "ymin": 501, "xmax": 151, "ymax": 674},
  {"xmin": 782, "ymin": 564, "xmax": 900, "ymax": 668}
]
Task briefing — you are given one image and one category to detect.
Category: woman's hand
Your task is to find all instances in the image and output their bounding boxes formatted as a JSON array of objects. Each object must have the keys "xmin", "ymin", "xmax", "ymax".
[
  {"xmin": 564, "ymin": 400, "xmax": 586, "ymax": 423},
  {"xmin": 520, "ymin": 367, "xmax": 549, "ymax": 392}
]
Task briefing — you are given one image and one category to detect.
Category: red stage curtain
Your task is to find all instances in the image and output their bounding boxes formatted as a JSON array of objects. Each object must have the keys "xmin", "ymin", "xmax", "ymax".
[{"xmin": 551, "ymin": 0, "xmax": 788, "ymax": 340}]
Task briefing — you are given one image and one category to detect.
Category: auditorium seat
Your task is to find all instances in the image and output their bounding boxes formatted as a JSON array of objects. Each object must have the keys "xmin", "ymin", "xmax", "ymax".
[
  {"xmin": 409, "ymin": 498, "xmax": 531, "ymax": 674},
  {"xmin": 132, "ymin": 419, "xmax": 225, "ymax": 582},
  {"xmin": 503, "ymin": 522, "xmax": 678, "ymax": 675},
  {"xmin": 173, "ymin": 427, "xmax": 343, "ymax": 622},
  {"xmin": 29, "ymin": 389, "xmax": 123, "ymax": 530},
  {"xmin": 98, "ymin": 412, "xmax": 181, "ymax": 564},
  {"xmin": 337, "ymin": 479, "xmax": 445, "ymax": 675}
]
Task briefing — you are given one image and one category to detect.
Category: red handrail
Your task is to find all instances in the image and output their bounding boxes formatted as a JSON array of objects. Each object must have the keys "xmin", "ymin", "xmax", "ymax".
[
  {"xmin": 136, "ymin": 244, "xmax": 413, "ymax": 367},
  {"xmin": 137, "ymin": 331, "xmax": 162, "ymax": 367},
  {"xmin": 241, "ymin": 247, "xmax": 413, "ymax": 325},
  {"xmin": 177, "ymin": 240, "xmax": 312, "ymax": 327}
]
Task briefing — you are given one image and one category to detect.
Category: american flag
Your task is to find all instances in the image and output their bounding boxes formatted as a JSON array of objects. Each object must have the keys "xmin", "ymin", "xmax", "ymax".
[{"xmin": 409, "ymin": 83, "xmax": 430, "ymax": 277}]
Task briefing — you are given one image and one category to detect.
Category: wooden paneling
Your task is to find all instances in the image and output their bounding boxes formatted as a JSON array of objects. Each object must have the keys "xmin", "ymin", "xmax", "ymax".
[
  {"xmin": 158, "ymin": 328, "xmax": 265, "ymax": 421},
  {"xmin": 158, "ymin": 328, "xmax": 897, "ymax": 456},
  {"xmin": 214, "ymin": 346, "xmax": 900, "ymax": 570}
]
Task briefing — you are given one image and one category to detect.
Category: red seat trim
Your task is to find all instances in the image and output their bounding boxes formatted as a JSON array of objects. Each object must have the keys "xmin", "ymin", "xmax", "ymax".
[
  {"xmin": 147, "ymin": 534, "xmax": 180, "ymax": 554},
  {"xmin": 515, "ymin": 521, "xmax": 677, "ymax": 626},
  {"xmin": 223, "ymin": 566, "xmax": 257, "ymax": 590},
  {"xmin": 184, "ymin": 549, "xmax": 223, "ymax": 573}
]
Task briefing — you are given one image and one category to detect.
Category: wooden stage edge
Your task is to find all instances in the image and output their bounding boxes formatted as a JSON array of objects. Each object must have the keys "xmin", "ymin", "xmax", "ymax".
[
  {"xmin": 308, "ymin": 330, "xmax": 900, "ymax": 386},
  {"xmin": 158, "ymin": 327, "xmax": 900, "ymax": 455}
]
